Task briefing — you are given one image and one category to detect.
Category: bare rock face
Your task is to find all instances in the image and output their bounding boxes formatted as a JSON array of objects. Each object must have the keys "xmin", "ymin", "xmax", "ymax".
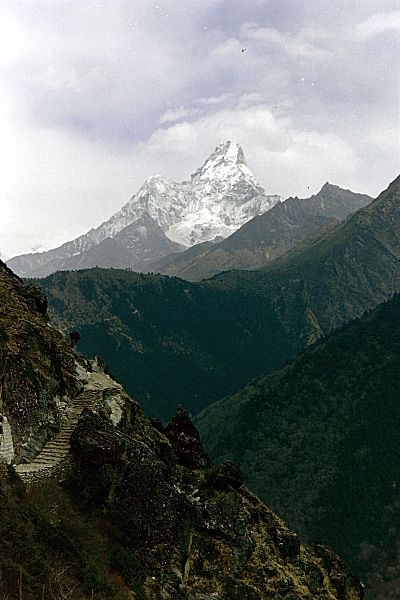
[
  {"xmin": 71, "ymin": 410, "xmax": 195, "ymax": 565},
  {"xmin": 0, "ymin": 260, "xmax": 77, "ymax": 462},
  {"xmin": 212, "ymin": 460, "xmax": 243, "ymax": 491},
  {"xmin": 313, "ymin": 544, "xmax": 366, "ymax": 600},
  {"xmin": 68, "ymin": 406, "xmax": 364, "ymax": 599},
  {"xmin": 20, "ymin": 284, "xmax": 48, "ymax": 315}
]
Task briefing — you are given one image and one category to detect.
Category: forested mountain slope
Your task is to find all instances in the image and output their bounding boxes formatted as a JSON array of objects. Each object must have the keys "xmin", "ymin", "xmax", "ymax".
[
  {"xmin": 196, "ymin": 292, "xmax": 400, "ymax": 595},
  {"xmin": 29, "ymin": 268, "xmax": 292, "ymax": 421}
]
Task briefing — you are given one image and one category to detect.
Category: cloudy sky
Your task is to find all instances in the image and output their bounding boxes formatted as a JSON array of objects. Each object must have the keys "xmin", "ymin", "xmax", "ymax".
[{"xmin": 0, "ymin": 0, "xmax": 399, "ymax": 259}]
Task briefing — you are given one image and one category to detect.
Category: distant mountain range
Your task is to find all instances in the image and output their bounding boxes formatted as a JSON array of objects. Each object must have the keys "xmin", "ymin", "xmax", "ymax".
[
  {"xmin": 31, "ymin": 175, "xmax": 400, "ymax": 423},
  {"xmin": 8, "ymin": 141, "xmax": 281, "ymax": 278}
]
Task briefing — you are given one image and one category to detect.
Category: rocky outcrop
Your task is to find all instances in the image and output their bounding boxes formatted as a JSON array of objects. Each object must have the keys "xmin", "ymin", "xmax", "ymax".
[
  {"xmin": 164, "ymin": 405, "xmax": 212, "ymax": 470},
  {"xmin": 20, "ymin": 283, "xmax": 48, "ymax": 315},
  {"xmin": 313, "ymin": 544, "xmax": 366, "ymax": 600},
  {"xmin": 212, "ymin": 460, "xmax": 243, "ymax": 491}
]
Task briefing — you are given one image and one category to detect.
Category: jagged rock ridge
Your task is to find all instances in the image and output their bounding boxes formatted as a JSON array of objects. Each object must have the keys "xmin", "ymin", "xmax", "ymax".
[
  {"xmin": 7, "ymin": 141, "xmax": 281, "ymax": 278},
  {"xmin": 0, "ymin": 259, "xmax": 363, "ymax": 598}
]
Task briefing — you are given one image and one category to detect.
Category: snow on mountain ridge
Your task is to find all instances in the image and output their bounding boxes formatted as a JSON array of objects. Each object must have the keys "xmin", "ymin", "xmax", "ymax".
[
  {"xmin": 8, "ymin": 141, "xmax": 281, "ymax": 276},
  {"xmin": 93, "ymin": 140, "xmax": 281, "ymax": 249}
]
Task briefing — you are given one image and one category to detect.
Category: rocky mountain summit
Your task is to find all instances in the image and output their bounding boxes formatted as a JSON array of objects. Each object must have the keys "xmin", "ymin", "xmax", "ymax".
[
  {"xmin": 0, "ymin": 259, "xmax": 364, "ymax": 598},
  {"xmin": 8, "ymin": 141, "xmax": 281, "ymax": 278}
]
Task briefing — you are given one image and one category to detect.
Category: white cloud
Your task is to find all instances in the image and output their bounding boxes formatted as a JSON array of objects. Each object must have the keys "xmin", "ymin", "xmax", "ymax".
[
  {"xmin": 242, "ymin": 23, "xmax": 333, "ymax": 60},
  {"xmin": 132, "ymin": 97, "xmax": 357, "ymax": 199},
  {"xmin": 159, "ymin": 107, "xmax": 200, "ymax": 124},
  {"xmin": 1, "ymin": 2, "xmax": 214, "ymax": 143},
  {"xmin": 355, "ymin": 11, "xmax": 400, "ymax": 40},
  {"xmin": 0, "ymin": 98, "xmax": 142, "ymax": 257},
  {"xmin": 210, "ymin": 37, "xmax": 243, "ymax": 57},
  {"xmin": 0, "ymin": 13, "xmax": 25, "ymax": 64},
  {"xmin": 195, "ymin": 94, "xmax": 234, "ymax": 106}
]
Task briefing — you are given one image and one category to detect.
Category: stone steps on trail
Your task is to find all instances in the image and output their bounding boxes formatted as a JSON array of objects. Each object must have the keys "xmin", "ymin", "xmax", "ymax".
[
  {"xmin": 14, "ymin": 364, "xmax": 124, "ymax": 482},
  {"xmin": 15, "ymin": 393, "xmax": 95, "ymax": 480}
]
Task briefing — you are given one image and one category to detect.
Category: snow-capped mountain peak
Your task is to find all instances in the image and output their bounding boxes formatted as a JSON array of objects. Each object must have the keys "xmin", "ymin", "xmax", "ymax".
[
  {"xmin": 7, "ymin": 142, "xmax": 281, "ymax": 277},
  {"xmin": 191, "ymin": 140, "xmax": 253, "ymax": 183}
]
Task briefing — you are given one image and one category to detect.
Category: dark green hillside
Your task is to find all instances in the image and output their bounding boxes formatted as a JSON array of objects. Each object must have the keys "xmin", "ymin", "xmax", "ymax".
[
  {"xmin": 32, "ymin": 268, "xmax": 292, "ymax": 421},
  {"xmin": 195, "ymin": 175, "xmax": 400, "ymax": 351},
  {"xmin": 257, "ymin": 175, "xmax": 400, "ymax": 344},
  {"xmin": 196, "ymin": 292, "xmax": 400, "ymax": 589}
]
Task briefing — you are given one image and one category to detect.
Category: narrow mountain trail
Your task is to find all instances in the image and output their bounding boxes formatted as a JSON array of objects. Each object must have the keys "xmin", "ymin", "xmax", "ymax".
[{"xmin": 15, "ymin": 363, "xmax": 124, "ymax": 482}]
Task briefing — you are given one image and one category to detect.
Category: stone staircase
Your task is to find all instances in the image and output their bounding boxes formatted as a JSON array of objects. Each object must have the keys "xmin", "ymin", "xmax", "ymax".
[
  {"xmin": 14, "ymin": 392, "xmax": 95, "ymax": 481},
  {"xmin": 15, "ymin": 363, "xmax": 124, "ymax": 482}
]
